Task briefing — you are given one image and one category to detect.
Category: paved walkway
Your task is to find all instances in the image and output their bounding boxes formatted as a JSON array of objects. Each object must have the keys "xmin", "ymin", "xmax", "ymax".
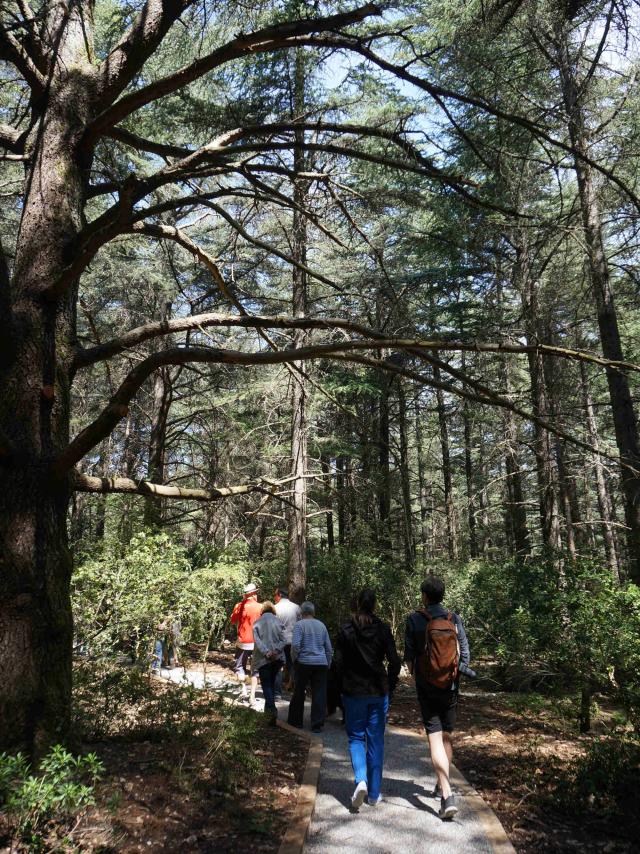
[
  {"xmin": 159, "ymin": 666, "xmax": 504, "ymax": 853},
  {"xmin": 305, "ymin": 718, "xmax": 493, "ymax": 854}
]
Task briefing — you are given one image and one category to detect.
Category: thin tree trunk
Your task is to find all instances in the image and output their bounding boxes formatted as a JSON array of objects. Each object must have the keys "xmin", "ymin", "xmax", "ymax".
[
  {"xmin": 320, "ymin": 455, "xmax": 335, "ymax": 550},
  {"xmin": 143, "ymin": 366, "xmax": 173, "ymax": 528},
  {"xmin": 556, "ymin": 30, "xmax": 640, "ymax": 582},
  {"xmin": 377, "ymin": 368, "xmax": 392, "ymax": 558},
  {"xmin": 287, "ymin": 49, "xmax": 308, "ymax": 604},
  {"xmin": 414, "ymin": 398, "xmax": 430, "ymax": 565},
  {"xmin": 397, "ymin": 380, "xmax": 415, "ymax": 570},
  {"xmin": 517, "ymin": 235, "xmax": 562, "ymax": 553},
  {"xmin": 503, "ymin": 361, "xmax": 531, "ymax": 557},
  {"xmin": 433, "ymin": 363, "xmax": 457, "ymax": 560},
  {"xmin": 580, "ymin": 363, "xmax": 619, "ymax": 578}
]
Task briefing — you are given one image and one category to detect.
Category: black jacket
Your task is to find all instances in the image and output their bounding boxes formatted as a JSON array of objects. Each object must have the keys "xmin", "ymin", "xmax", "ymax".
[{"xmin": 333, "ymin": 616, "xmax": 401, "ymax": 697}]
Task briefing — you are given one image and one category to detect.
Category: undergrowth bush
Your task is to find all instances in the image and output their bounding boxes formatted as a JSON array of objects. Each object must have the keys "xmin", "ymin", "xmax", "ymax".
[
  {"xmin": 72, "ymin": 533, "xmax": 250, "ymax": 660},
  {"xmin": 0, "ymin": 745, "xmax": 102, "ymax": 852}
]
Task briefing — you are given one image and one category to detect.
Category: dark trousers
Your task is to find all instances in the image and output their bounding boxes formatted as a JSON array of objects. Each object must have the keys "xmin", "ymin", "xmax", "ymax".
[
  {"xmin": 288, "ymin": 663, "xmax": 328, "ymax": 730},
  {"xmin": 258, "ymin": 661, "xmax": 282, "ymax": 718},
  {"xmin": 275, "ymin": 644, "xmax": 293, "ymax": 696}
]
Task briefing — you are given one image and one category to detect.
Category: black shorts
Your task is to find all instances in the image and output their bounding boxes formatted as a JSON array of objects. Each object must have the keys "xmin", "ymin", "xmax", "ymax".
[{"xmin": 416, "ymin": 685, "xmax": 458, "ymax": 734}]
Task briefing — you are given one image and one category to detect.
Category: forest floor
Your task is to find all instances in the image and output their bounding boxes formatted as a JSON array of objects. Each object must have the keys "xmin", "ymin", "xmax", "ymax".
[
  {"xmin": 388, "ymin": 679, "xmax": 638, "ymax": 853},
  {"xmin": 0, "ymin": 663, "xmax": 308, "ymax": 854}
]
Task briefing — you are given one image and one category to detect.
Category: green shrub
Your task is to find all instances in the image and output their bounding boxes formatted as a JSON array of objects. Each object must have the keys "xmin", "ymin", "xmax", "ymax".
[
  {"xmin": 0, "ymin": 745, "xmax": 103, "ymax": 851},
  {"xmin": 72, "ymin": 533, "xmax": 250, "ymax": 660}
]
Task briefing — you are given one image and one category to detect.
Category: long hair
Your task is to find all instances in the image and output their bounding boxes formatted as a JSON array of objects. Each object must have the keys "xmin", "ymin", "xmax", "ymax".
[{"xmin": 353, "ymin": 588, "xmax": 376, "ymax": 627}]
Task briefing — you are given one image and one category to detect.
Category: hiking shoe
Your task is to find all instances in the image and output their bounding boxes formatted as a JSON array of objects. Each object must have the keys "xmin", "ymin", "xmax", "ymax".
[
  {"xmin": 351, "ymin": 781, "xmax": 368, "ymax": 812},
  {"xmin": 368, "ymin": 794, "xmax": 383, "ymax": 806},
  {"xmin": 439, "ymin": 795, "xmax": 458, "ymax": 820},
  {"xmin": 432, "ymin": 783, "xmax": 442, "ymax": 799}
]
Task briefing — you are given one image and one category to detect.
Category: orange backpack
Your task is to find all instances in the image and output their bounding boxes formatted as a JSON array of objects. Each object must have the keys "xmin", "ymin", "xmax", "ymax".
[{"xmin": 415, "ymin": 610, "xmax": 459, "ymax": 689}]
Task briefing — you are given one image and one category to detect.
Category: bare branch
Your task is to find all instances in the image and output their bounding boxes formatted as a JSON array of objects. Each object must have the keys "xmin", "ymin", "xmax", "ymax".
[
  {"xmin": 0, "ymin": 22, "xmax": 46, "ymax": 91},
  {"xmin": 86, "ymin": 3, "xmax": 382, "ymax": 139},
  {"xmin": 97, "ymin": 0, "xmax": 196, "ymax": 105},
  {"xmin": 0, "ymin": 121, "xmax": 25, "ymax": 153},
  {"xmin": 74, "ymin": 311, "xmax": 640, "ymax": 375},
  {"xmin": 72, "ymin": 470, "xmax": 286, "ymax": 501}
]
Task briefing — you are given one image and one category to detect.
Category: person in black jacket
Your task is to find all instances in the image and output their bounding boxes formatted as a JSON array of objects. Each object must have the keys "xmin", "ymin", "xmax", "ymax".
[{"xmin": 333, "ymin": 589, "xmax": 401, "ymax": 812}]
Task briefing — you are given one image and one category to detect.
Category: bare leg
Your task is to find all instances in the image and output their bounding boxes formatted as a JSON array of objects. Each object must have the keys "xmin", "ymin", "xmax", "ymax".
[
  {"xmin": 250, "ymin": 675, "xmax": 258, "ymax": 705},
  {"xmin": 444, "ymin": 731, "xmax": 453, "ymax": 764},
  {"xmin": 428, "ymin": 731, "xmax": 452, "ymax": 798}
]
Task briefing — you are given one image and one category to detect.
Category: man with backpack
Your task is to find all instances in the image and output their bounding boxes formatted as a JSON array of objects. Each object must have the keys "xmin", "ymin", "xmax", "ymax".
[{"xmin": 404, "ymin": 575, "xmax": 470, "ymax": 821}]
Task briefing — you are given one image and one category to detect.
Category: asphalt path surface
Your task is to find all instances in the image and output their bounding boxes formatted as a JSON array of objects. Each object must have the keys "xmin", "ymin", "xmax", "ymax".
[{"xmin": 160, "ymin": 667, "xmax": 496, "ymax": 853}]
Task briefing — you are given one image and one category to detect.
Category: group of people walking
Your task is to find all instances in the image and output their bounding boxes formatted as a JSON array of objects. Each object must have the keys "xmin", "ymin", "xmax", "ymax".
[{"xmin": 230, "ymin": 574, "xmax": 471, "ymax": 821}]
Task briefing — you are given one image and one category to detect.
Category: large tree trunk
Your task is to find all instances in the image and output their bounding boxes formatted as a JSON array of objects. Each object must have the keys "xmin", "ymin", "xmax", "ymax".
[
  {"xmin": 287, "ymin": 49, "xmax": 308, "ymax": 603},
  {"xmin": 556, "ymin": 29, "xmax": 640, "ymax": 582},
  {"xmin": 0, "ymin": 6, "xmax": 97, "ymax": 753}
]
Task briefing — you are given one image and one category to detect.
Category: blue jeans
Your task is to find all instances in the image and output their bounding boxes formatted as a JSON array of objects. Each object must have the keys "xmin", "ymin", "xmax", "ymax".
[
  {"xmin": 258, "ymin": 661, "xmax": 282, "ymax": 717},
  {"xmin": 152, "ymin": 639, "xmax": 164, "ymax": 672},
  {"xmin": 342, "ymin": 694, "xmax": 389, "ymax": 800}
]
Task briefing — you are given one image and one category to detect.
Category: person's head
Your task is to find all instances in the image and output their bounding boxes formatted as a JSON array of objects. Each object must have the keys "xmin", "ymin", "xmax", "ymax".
[
  {"xmin": 353, "ymin": 588, "xmax": 376, "ymax": 626},
  {"xmin": 300, "ymin": 601, "xmax": 315, "ymax": 618},
  {"xmin": 261, "ymin": 601, "xmax": 276, "ymax": 616},
  {"xmin": 421, "ymin": 575, "xmax": 445, "ymax": 605},
  {"xmin": 243, "ymin": 582, "xmax": 259, "ymax": 599},
  {"xmin": 274, "ymin": 586, "xmax": 288, "ymax": 603}
]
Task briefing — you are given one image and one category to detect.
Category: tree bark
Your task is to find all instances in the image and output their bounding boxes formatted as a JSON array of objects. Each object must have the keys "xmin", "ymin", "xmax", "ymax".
[
  {"xmin": 580, "ymin": 363, "xmax": 619, "ymax": 578},
  {"xmin": 433, "ymin": 363, "xmax": 457, "ymax": 560},
  {"xmin": 503, "ymin": 361, "xmax": 531, "ymax": 557},
  {"xmin": 516, "ymin": 235, "xmax": 562, "ymax": 553},
  {"xmin": 320, "ymin": 455, "xmax": 335, "ymax": 550},
  {"xmin": 556, "ymin": 27, "xmax": 640, "ymax": 582},
  {"xmin": 397, "ymin": 379, "xmax": 415, "ymax": 570},
  {"xmin": 287, "ymin": 48, "xmax": 308, "ymax": 603},
  {"xmin": 0, "ymin": 2, "xmax": 98, "ymax": 753}
]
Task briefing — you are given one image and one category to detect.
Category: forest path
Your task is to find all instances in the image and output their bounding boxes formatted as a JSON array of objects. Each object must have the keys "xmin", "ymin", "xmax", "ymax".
[
  {"xmin": 301, "ymin": 715, "xmax": 504, "ymax": 854},
  {"xmin": 161, "ymin": 666, "xmax": 513, "ymax": 853}
]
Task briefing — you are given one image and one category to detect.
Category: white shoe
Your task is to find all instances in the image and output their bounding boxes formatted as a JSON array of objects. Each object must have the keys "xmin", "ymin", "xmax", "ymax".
[
  {"xmin": 351, "ymin": 780, "xmax": 368, "ymax": 812},
  {"xmin": 368, "ymin": 794, "xmax": 383, "ymax": 806}
]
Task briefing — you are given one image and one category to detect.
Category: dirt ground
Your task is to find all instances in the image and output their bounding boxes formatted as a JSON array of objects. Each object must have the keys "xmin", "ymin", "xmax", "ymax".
[
  {"xmin": 388, "ymin": 681, "xmax": 639, "ymax": 853},
  {"xmin": 0, "ymin": 657, "xmax": 308, "ymax": 854}
]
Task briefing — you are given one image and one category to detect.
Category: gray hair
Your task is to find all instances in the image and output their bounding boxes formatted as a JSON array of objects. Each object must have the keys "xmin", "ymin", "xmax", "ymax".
[{"xmin": 300, "ymin": 601, "xmax": 315, "ymax": 616}]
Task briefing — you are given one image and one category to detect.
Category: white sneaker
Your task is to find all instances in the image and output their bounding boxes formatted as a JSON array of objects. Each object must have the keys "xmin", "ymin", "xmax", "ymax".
[
  {"xmin": 351, "ymin": 780, "xmax": 368, "ymax": 812},
  {"xmin": 368, "ymin": 794, "xmax": 383, "ymax": 806}
]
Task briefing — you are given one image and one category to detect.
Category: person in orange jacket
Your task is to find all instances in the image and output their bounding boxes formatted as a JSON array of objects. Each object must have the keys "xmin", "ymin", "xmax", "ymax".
[{"xmin": 230, "ymin": 582, "xmax": 262, "ymax": 704}]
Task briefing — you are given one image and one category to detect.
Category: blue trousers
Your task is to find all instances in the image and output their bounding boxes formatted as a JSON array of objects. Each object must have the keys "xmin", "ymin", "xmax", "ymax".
[
  {"xmin": 342, "ymin": 694, "xmax": 389, "ymax": 800},
  {"xmin": 258, "ymin": 661, "xmax": 282, "ymax": 717}
]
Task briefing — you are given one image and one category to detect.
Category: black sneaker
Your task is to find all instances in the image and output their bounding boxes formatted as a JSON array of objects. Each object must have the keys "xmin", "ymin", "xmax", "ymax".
[
  {"xmin": 439, "ymin": 795, "xmax": 458, "ymax": 820},
  {"xmin": 432, "ymin": 783, "xmax": 442, "ymax": 799}
]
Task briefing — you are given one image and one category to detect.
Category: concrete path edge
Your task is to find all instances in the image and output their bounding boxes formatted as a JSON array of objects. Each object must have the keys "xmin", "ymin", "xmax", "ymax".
[
  {"xmin": 276, "ymin": 723, "xmax": 323, "ymax": 854},
  {"xmin": 387, "ymin": 725, "xmax": 516, "ymax": 854}
]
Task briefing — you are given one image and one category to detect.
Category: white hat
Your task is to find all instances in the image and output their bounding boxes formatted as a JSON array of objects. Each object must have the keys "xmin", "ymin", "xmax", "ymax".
[{"xmin": 243, "ymin": 582, "xmax": 259, "ymax": 595}]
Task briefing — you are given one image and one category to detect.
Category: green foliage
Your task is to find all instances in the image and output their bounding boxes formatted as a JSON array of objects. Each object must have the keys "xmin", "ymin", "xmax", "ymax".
[
  {"xmin": 72, "ymin": 533, "xmax": 250, "ymax": 660},
  {"xmin": 306, "ymin": 544, "xmax": 417, "ymax": 636},
  {"xmin": 0, "ymin": 745, "xmax": 103, "ymax": 851},
  {"xmin": 443, "ymin": 558, "xmax": 640, "ymax": 722}
]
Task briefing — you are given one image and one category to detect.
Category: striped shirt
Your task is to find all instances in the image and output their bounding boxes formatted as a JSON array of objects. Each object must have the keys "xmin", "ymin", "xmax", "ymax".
[{"xmin": 291, "ymin": 617, "xmax": 333, "ymax": 666}]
